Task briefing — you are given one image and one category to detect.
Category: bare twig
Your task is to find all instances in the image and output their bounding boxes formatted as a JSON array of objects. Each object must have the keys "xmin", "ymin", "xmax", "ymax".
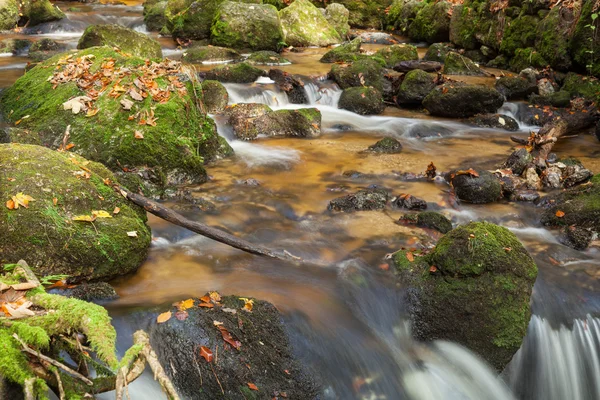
[
  {"xmin": 49, "ymin": 365, "xmax": 65, "ymax": 400},
  {"xmin": 23, "ymin": 378, "xmax": 36, "ymax": 400}
]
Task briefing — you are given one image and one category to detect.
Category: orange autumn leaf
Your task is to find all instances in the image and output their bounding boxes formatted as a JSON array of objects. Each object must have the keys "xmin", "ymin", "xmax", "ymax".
[
  {"xmin": 217, "ymin": 325, "xmax": 241, "ymax": 350},
  {"xmin": 247, "ymin": 382, "xmax": 258, "ymax": 391},
  {"xmin": 555, "ymin": 210, "xmax": 565, "ymax": 218},
  {"xmin": 200, "ymin": 295, "xmax": 211, "ymax": 303},
  {"xmin": 239, "ymin": 297, "xmax": 254, "ymax": 312},
  {"xmin": 113, "ymin": 207, "xmax": 120, "ymax": 214},
  {"xmin": 157, "ymin": 311, "xmax": 172, "ymax": 324},
  {"xmin": 429, "ymin": 266, "xmax": 438, "ymax": 273},
  {"xmin": 209, "ymin": 291, "xmax": 221, "ymax": 303},
  {"xmin": 53, "ymin": 198, "xmax": 58, "ymax": 206},
  {"xmin": 199, "ymin": 302, "xmax": 214, "ymax": 308},
  {"xmin": 6, "ymin": 199, "xmax": 15, "ymax": 210},
  {"xmin": 406, "ymin": 252, "xmax": 414, "ymax": 262},
  {"xmin": 200, "ymin": 346, "xmax": 213, "ymax": 363},
  {"xmin": 176, "ymin": 298, "xmax": 195, "ymax": 311}
]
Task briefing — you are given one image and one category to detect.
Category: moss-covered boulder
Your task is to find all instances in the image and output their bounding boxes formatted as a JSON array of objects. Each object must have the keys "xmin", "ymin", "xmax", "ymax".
[
  {"xmin": 443, "ymin": 52, "xmax": 485, "ymax": 76},
  {"xmin": 143, "ymin": 0, "xmax": 168, "ymax": 32},
  {"xmin": 77, "ymin": 25, "xmax": 162, "ymax": 60},
  {"xmin": 329, "ymin": 57, "xmax": 384, "ymax": 91},
  {"xmin": 279, "ymin": 0, "xmax": 341, "ymax": 47},
  {"xmin": 408, "ymin": 0, "xmax": 452, "ymax": 43},
  {"xmin": 385, "ymin": 0, "xmax": 423, "ymax": 33},
  {"xmin": 499, "ymin": 14, "xmax": 539, "ymax": 56},
  {"xmin": 332, "ymin": 0, "xmax": 392, "ymax": 29},
  {"xmin": 204, "ymin": 62, "xmax": 266, "ymax": 83},
  {"xmin": 495, "ymin": 69, "xmax": 537, "ymax": 100},
  {"xmin": 0, "ymin": 143, "xmax": 151, "ymax": 281},
  {"xmin": 21, "ymin": 0, "xmax": 65, "ymax": 27},
  {"xmin": 0, "ymin": 0, "xmax": 19, "ymax": 31},
  {"xmin": 166, "ymin": 0, "xmax": 227, "ymax": 40},
  {"xmin": 146, "ymin": 295, "xmax": 320, "ymax": 399},
  {"xmin": 224, "ymin": 103, "xmax": 271, "ymax": 140},
  {"xmin": 449, "ymin": 4, "xmax": 478, "ymax": 50},
  {"xmin": 394, "ymin": 221, "xmax": 537, "ymax": 371},
  {"xmin": 423, "ymin": 83, "xmax": 504, "ymax": 118},
  {"xmin": 0, "ymin": 38, "xmax": 30, "ymax": 55},
  {"xmin": 199, "ymin": 80, "xmax": 228, "ymax": 113},
  {"xmin": 374, "ymin": 44, "xmax": 418, "ymax": 68},
  {"xmin": 181, "ymin": 45, "xmax": 242, "ymax": 64},
  {"xmin": 400, "ymin": 211, "xmax": 452, "ymax": 233},
  {"xmin": 338, "ymin": 86, "xmax": 384, "ymax": 115},
  {"xmin": 28, "ymin": 38, "xmax": 68, "ymax": 62},
  {"xmin": 320, "ymin": 37, "xmax": 362, "ymax": 63},
  {"xmin": 366, "ymin": 136, "xmax": 402, "ymax": 153},
  {"xmin": 509, "ymin": 47, "xmax": 548, "ymax": 72},
  {"xmin": 449, "ymin": 168, "xmax": 502, "ymax": 204},
  {"xmin": 534, "ymin": 6, "xmax": 571, "ymax": 71},
  {"xmin": 325, "ymin": 3, "xmax": 350, "ymax": 37},
  {"xmin": 246, "ymin": 50, "xmax": 290, "ymax": 65},
  {"xmin": 529, "ymin": 90, "xmax": 571, "ymax": 108},
  {"xmin": 1, "ymin": 47, "xmax": 229, "ymax": 193},
  {"xmin": 570, "ymin": 0, "xmax": 600, "ymax": 77},
  {"xmin": 211, "ymin": 1, "xmax": 284, "ymax": 51},
  {"xmin": 396, "ymin": 69, "xmax": 436, "ymax": 106},
  {"xmin": 539, "ymin": 179, "xmax": 600, "ymax": 233},
  {"xmin": 561, "ymin": 72, "xmax": 600, "ymax": 103},
  {"xmin": 423, "ymin": 42, "xmax": 455, "ymax": 62}
]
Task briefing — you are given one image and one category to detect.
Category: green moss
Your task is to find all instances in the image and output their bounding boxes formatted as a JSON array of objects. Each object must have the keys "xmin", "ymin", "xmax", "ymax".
[
  {"xmin": 143, "ymin": 0, "xmax": 167, "ymax": 31},
  {"xmin": 449, "ymin": 4, "xmax": 479, "ymax": 50},
  {"xmin": 330, "ymin": 57, "xmax": 384, "ymax": 91},
  {"xmin": 23, "ymin": 0, "xmax": 65, "ymax": 27},
  {"xmin": 535, "ymin": 7, "xmax": 570, "ymax": 70},
  {"xmin": 396, "ymin": 68, "xmax": 436, "ymax": 105},
  {"xmin": 0, "ymin": 330, "xmax": 48, "ymax": 393},
  {"xmin": 77, "ymin": 24, "xmax": 162, "ymax": 60},
  {"xmin": 0, "ymin": 0, "xmax": 19, "ymax": 30},
  {"xmin": 509, "ymin": 47, "xmax": 548, "ymax": 72},
  {"xmin": 385, "ymin": 0, "xmax": 424, "ymax": 33},
  {"xmin": 570, "ymin": 0, "xmax": 600, "ymax": 77},
  {"xmin": 561, "ymin": 72, "xmax": 600, "ymax": 103},
  {"xmin": 374, "ymin": 44, "xmax": 418, "ymax": 68},
  {"xmin": 500, "ymin": 14, "xmax": 539, "ymax": 56},
  {"xmin": 540, "ymin": 181, "xmax": 600, "ymax": 231},
  {"xmin": 182, "ymin": 45, "xmax": 242, "ymax": 63},
  {"xmin": 338, "ymin": 86, "xmax": 384, "ymax": 115},
  {"xmin": 246, "ymin": 50, "xmax": 290, "ymax": 65},
  {"xmin": 7, "ymin": 322, "xmax": 50, "ymax": 349},
  {"xmin": 408, "ymin": 1, "xmax": 451, "ymax": 43},
  {"xmin": 279, "ymin": 0, "xmax": 341, "ymax": 47},
  {"xmin": 443, "ymin": 52, "xmax": 484, "ymax": 75},
  {"xmin": 204, "ymin": 62, "xmax": 265, "ymax": 83},
  {"xmin": 320, "ymin": 37, "xmax": 363, "ymax": 63}
]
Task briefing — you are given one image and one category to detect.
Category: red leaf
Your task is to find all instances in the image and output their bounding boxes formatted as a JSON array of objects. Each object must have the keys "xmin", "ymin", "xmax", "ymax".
[
  {"xmin": 217, "ymin": 326, "xmax": 241, "ymax": 350},
  {"xmin": 200, "ymin": 346, "xmax": 213, "ymax": 363}
]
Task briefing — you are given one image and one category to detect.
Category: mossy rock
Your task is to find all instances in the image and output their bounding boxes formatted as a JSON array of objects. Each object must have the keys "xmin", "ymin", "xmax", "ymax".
[
  {"xmin": 374, "ymin": 44, "xmax": 417, "ymax": 68},
  {"xmin": 509, "ymin": 48, "xmax": 548, "ymax": 73},
  {"xmin": 246, "ymin": 50, "xmax": 290, "ymax": 65},
  {"xmin": 167, "ymin": 0, "xmax": 229, "ymax": 40},
  {"xmin": 570, "ymin": 0, "xmax": 600, "ymax": 77},
  {"xmin": 468, "ymin": 113, "xmax": 519, "ymax": 132},
  {"xmin": 329, "ymin": 57, "xmax": 384, "ymax": 91},
  {"xmin": 487, "ymin": 54, "xmax": 508, "ymax": 69},
  {"xmin": 449, "ymin": 4, "xmax": 478, "ymax": 50},
  {"xmin": 0, "ymin": 38, "xmax": 30, "ymax": 55},
  {"xmin": 443, "ymin": 52, "xmax": 485, "ymax": 76},
  {"xmin": 280, "ymin": 0, "xmax": 341, "ymax": 47},
  {"xmin": 385, "ymin": 0, "xmax": 424, "ymax": 33},
  {"xmin": 320, "ymin": 37, "xmax": 363, "ymax": 63},
  {"xmin": 77, "ymin": 24, "xmax": 162, "ymax": 60},
  {"xmin": 408, "ymin": 0, "xmax": 452, "ymax": 44},
  {"xmin": 534, "ymin": 6, "xmax": 571, "ymax": 71},
  {"xmin": 204, "ymin": 62, "xmax": 266, "ymax": 83},
  {"xmin": 394, "ymin": 221, "xmax": 537, "ymax": 371},
  {"xmin": 495, "ymin": 69, "xmax": 537, "ymax": 100},
  {"xmin": 21, "ymin": 0, "xmax": 65, "ymax": 27},
  {"xmin": 396, "ymin": 68, "xmax": 436, "ymax": 106},
  {"xmin": 28, "ymin": 38, "xmax": 68, "ymax": 62},
  {"xmin": 1, "ymin": 47, "xmax": 229, "ymax": 193},
  {"xmin": 328, "ymin": 187, "xmax": 390, "ymax": 212},
  {"xmin": 499, "ymin": 14, "xmax": 539, "ymax": 56},
  {"xmin": 331, "ymin": 0, "xmax": 393, "ymax": 29},
  {"xmin": 366, "ymin": 136, "xmax": 402, "ymax": 153},
  {"xmin": 449, "ymin": 168, "xmax": 502, "ymax": 204},
  {"xmin": 0, "ymin": 143, "xmax": 151, "ymax": 281},
  {"xmin": 0, "ymin": 0, "xmax": 19, "ymax": 30},
  {"xmin": 539, "ymin": 181, "xmax": 600, "ymax": 232},
  {"xmin": 423, "ymin": 83, "xmax": 504, "ymax": 118},
  {"xmin": 423, "ymin": 42, "xmax": 455, "ymax": 63},
  {"xmin": 199, "ymin": 80, "xmax": 228, "ymax": 113},
  {"xmin": 211, "ymin": 1, "xmax": 284, "ymax": 51},
  {"xmin": 143, "ymin": 0, "xmax": 168, "ymax": 32},
  {"xmin": 338, "ymin": 86, "xmax": 384, "ymax": 115},
  {"xmin": 182, "ymin": 45, "xmax": 242, "ymax": 63},
  {"xmin": 402, "ymin": 211, "xmax": 452, "ymax": 233},
  {"xmin": 561, "ymin": 72, "xmax": 600, "ymax": 103},
  {"xmin": 325, "ymin": 3, "xmax": 350, "ymax": 37},
  {"xmin": 528, "ymin": 90, "xmax": 571, "ymax": 108},
  {"xmin": 225, "ymin": 103, "xmax": 272, "ymax": 140}
]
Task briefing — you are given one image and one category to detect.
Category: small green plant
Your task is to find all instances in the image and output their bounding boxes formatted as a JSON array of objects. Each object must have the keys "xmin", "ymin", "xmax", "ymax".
[{"xmin": 585, "ymin": 12, "xmax": 599, "ymax": 75}]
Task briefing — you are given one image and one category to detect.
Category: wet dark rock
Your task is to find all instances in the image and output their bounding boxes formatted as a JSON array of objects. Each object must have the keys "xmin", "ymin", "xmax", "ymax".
[
  {"xmin": 147, "ymin": 296, "xmax": 320, "ymax": 400},
  {"xmin": 366, "ymin": 137, "xmax": 403, "ymax": 154},
  {"xmin": 338, "ymin": 86, "xmax": 385, "ymax": 115},
  {"xmin": 422, "ymin": 42, "xmax": 455, "ymax": 63},
  {"xmin": 393, "ymin": 60, "xmax": 443, "ymax": 73},
  {"xmin": 512, "ymin": 190, "xmax": 540, "ymax": 202},
  {"xmin": 351, "ymin": 31, "xmax": 398, "ymax": 45},
  {"xmin": 246, "ymin": 51, "xmax": 290, "ymax": 65},
  {"xmin": 0, "ymin": 38, "xmax": 31, "ymax": 55},
  {"xmin": 503, "ymin": 148, "xmax": 533, "ymax": 176},
  {"xmin": 560, "ymin": 226, "xmax": 594, "ymax": 251},
  {"xmin": 528, "ymin": 91, "xmax": 571, "ymax": 108},
  {"xmin": 328, "ymin": 187, "xmax": 389, "ymax": 212},
  {"xmin": 468, "ymin": 114, "xmax": 519, "ymax": 132},
  {"xmin": 498, "ymin": 174, "xmax": 525, "ymax": 199},
  {"xmin": 400, "ymin": 211, "xmax": 452, "ymax": 233},
  {"xmin": 407, "ymin": 123, "xmax": 453, "ymax": 139},
  {"xmin": 495, "ymin": 69, "xmax": 538, "ymax": 100},
  {"xmin": 449, "ymin": 169, "xmax": 502, "ymax": 204},
  {"xmin": 487, "ymin": 55, "xmax": 508, "ymax": 69},
  {"xmin": 396, "ymin": 69, "xmax": 437, "ymax": 106},
  {"xmin": 395, "ymin": 194, "xmax": 427, "ymax": 211},
  {"xmin": 28, "ymin": 38, "xmax": 68, "ymax": 61},
  {"xmin": 268, "ymin": 69, "xmax": 308, "ymax": 104},
  {"xmin": 200, "ymin": 80, "xmax": 228, "ymax": 113},
  {"xmin": 204, "ymin": 62, "xmax": 266, "ymax": 83},
  {"xmin": 443, "ymin": 52, "xmax": 485, "ymax": 76},
  {"xmin": 562, "ymin": 163, "xmax": 594, "ymax": 188},
  {"xmin": 64, "ymin": 282, "xmax": 119, "ymax": 302},
  {"xmin": 423, "ymin": 83, "xmax": 504, "ymax": 118}
]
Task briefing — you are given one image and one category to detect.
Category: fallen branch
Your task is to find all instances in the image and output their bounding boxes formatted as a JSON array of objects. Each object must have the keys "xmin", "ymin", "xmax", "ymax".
[
  {"xmin": 114, "ymin": 185, "xmax": 301, "ymax": 263},
  {"xmin": 133, "ymin": 331, "xmax": 180, "ymax": 400}
]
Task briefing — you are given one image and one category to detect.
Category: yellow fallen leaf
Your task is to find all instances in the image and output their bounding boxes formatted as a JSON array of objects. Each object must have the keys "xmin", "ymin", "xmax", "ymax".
[
  {"xmin": 113, "ymin": 207, "xmax": 120, "ymax": 214},
  {"xmin": 176, "ymin": 298, "xmax": 195, "ymax": 311},
  {"xmin": 11, "ymin": 193, "xmax": 35, "ymax": 209},
  {"xmin": 72, "ymin": 214, "xmax": 96, "ymax": 222},
  {"xmin": 157, "ymin": 311, "xmax": 172, "ymax": 324},
  {"xmin": 92, "ymin": 210, "xmax": 112, "ymax": 218},
  {"xmin": 239, "ymin": 297, "xmax": 254, "ymax": 312}
]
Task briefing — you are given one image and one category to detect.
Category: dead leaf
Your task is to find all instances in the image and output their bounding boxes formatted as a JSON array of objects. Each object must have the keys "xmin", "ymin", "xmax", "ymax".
[
  {"xmin": 176, "ymin": 298, "xmax": 195, "ymax": 311},
  {"xmin": 200, "ymin": 295, "xmax": 211, "ymax": 303},
  {"xmin": 53, "ymin": 198, "xmax": 58, "ymax": 206},
  {"xmin": 199, "ymin": 302, "xmax": 214, "ymax": 308},
  {"xmin": 239, "ymin": 297, "xmax": 254, "ymax": 312},
  {"xmin": 429, "ymin": 266, "xmax": 438, "ymax": 273},
  {"xmin": 157, "ymin": 311, "xmax": 172, "ymax": 324},
  {"xmin": 555, "ymin": 210, "xmax": 565, "ymax": 218},
  {"xmin": 72, "ymin": 214, "xmax": 96, "ymax": 222},
  {"xmin": 406, "ymin": 252, "xmax": 414, "ymax": 262},
  {"xmin": 127, "ymin": 231, "xmax": 138, "ymax": 237},
  {"xmin": 120, "ymin": 98, "xmax": 134, "ymax": 110},
  {"xmin": 65, "ymin": 143, "xmax": 75, "ymax": 150},
  {"xmin": 62, "ymin": 96, "xmax": 92, "ymax": 114},
  {"xmin": 92, "ymin": 210, "xmax": 112, "ymax": 219},
  {"xmin": 200, "ymin": 346, "xmax": 213, "ymax": 362},
  {"xmin": 9, "ymin": 192, "xmax": 35, "ymax": 209},
  {"xmin": 247, "ymin": 382, "xmax": 258, "ymax": 391},
  {"xmin": 456, "ymin": 168, "xmax": 479, "ymax": 178},
  {"xmin": 175, "ymin": 310, "xmax": 189, "ymax": 321},
  {"xmin": 134, "ymin": 130, "xmax": 144, "ymax": 139},
  {"xmin": 209, "ymin": 291, "xmax": 221, "ymax": 303},
  {"xmin": 113, "ymin": 207, "xmax": 120, "ymax": 214},
  {"xmin": 217, "ymin": 325, "xmax": 241, "ymax": 350}
]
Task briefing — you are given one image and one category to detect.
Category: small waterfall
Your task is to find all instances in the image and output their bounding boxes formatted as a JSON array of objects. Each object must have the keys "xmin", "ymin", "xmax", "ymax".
[
  {"xmin": 506, "ymin": 315, "xmax": 600, "ymax": 400},
  {"xmin": 224, "ymin": 83, "xmax": 290, "ymax": 107},
  {"xmin": 499, "ymin": 102, "xmax": 540, "ymax": 132},
  {"xmin": 302, "ymin": 82, "xmax": 342, "ymax": 107}
]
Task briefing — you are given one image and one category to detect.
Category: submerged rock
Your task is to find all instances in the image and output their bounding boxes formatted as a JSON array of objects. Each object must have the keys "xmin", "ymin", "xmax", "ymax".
[
  {"xmin": 395, "ymin": 221, "xmax": 538, "ymax": 371},
  {"xmin": 147, "ymin": 295, "xmax": 320, "ymax": 399},
  {"xmin": 449, "ymin": 169, "xmax": 502, "ymax": 204},
  {"xmin": 279, "ymin": 0, "xmax": 341, "ymax": 47},
  {"xmin": 77, "ymin": 24, "xmax": 162, "ymax": 60},
  {"xmin": 400, "ymin": 211, "xmax": 452, "ymax": 233},
  {"xmin": 395, "ymin": 194, "xmax": 427, "ymax": 210},
  {"xmin": 423, "ymin": 83, "xmax": 504, "ymax": 118},
  {"xmin": 328, "ymin": 187, "xmax": 390, "ymax": 212},
  {"xmin": 396, "ymin": 69, "xmax": 437, "ymax": 106},
  {"xmin": 65, "ymin": 282, "xmax": 119, "ymax": 302},
  {"xmin": 204, "ymin": 62, "xmax": 266, "ymax": 83},
  {"xmin": 560, "ymin": 225, "xmax": 594, "ymax": 251},
  {"xmin": 468, "ymin": 114, "xmax": 519, "ymax": 132},
  {"xmin": 182, "ymin": 45, "xmax": 242, "ymax": 64},
  {"xmin": 320, "ymin": 37, "xmax": 362, "ymax": 63},
  {"xmin": 28, "ymin": 38, "xmax": 68, "ymax": 61},
  {"xmin": 366, "ymin": 137, "xmax": 403, "ymax": 154},
  {"xmin": 200, "ymin": 80, "xmax": 228, "ymax": 113},
  {"xmin": 0, "ymin": 143, "xmax": 151, "ymax": 281},
  {"xmin": 338, "ymin": 86, "xmax": 385, "ymax": 115}
]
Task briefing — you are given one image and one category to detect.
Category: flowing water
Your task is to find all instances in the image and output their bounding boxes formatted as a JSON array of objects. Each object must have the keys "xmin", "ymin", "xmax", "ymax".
[{"xmin": 1, "ymin": 2, "xmax": 600, "ymax": 399}]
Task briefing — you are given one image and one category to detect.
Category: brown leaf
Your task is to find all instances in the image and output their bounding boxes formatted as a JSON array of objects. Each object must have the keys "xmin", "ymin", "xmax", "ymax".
[
  {"xmin": 200, "ymin": 295, "xmax": 211, "ymax": 303},
  {"xmin": 406, "ymin": 252, "xmax": 414, "ymax": 262},
  {"xmin": 176, "ymin": 298, "xmax": 195, "ymax": 310},
  {"xmin": 456, "ymin": 168, "xmax": 479, "ymax": 178},
  {"xmin": 429, "ymin": 265, "xmax": 438, "ymax": 273},
  {"xmin": 209, "ymin": 291, "xmax": 221, "ymax": 303},
  {"xmin": 157, "ymin": 311, "xmax": 172, "ymax": 324},
  {"xmin": 200, "ymin": 346, "xmax": 213, "ymax": 362},
  {"xmin": 175, "ymin": 310, "xmax": 189, "ymax": 321},
  {"xmin": 134, "ymin": 130, "xmax": 144, "ymax": 139},
  {"xmin": 113, "ymin": 207, "xmax": 120, "ymax": 214},
  {"xmin": 247, "ymin": 382, "xmax": 258, "ymax": 391},
  {"xmin": 199, "ymin": 302, "xmax": 214, "ymax": 308},
  {"xmin": 217, "ymin": 326, "xmax": 241, "ymax": 350}
]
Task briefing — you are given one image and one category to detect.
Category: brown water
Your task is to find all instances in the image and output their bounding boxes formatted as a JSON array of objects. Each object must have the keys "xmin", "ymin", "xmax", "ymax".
[{"xmin": 1, "ymin": 3, "xmax": 600, "ymax": 400}]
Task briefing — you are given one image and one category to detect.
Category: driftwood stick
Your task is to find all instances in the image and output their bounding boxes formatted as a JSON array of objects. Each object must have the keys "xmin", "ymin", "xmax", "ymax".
[
  {"xmin": 114, "ymin": 185, "xmax": 299, "ymax": 262},
  {"xmin": 510, "ymin": 136, "xmax": 530, "ymax": 145},
  {"xmin": 133, "ymin": 330, "xmax": 180, "ymax": 400}
]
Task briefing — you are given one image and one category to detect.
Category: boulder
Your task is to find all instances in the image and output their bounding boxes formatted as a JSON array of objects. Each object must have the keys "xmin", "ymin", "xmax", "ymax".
[
  {"xmin": 338, "ymin": 86, "xmax": 385, "ymax": 115},
  {"xmin": 423, "ymin": 42, "xmax": 455, "ymax": 63},
  {"xmin": 395, "ymin": 194, "xmax": 427, "ymax": 210},
  {"xmin": 268, "ymin": 69, "xmax": 308, "ymax": 104},
  {"xmin": 366, "ymin": 137, "xmax": 402, "ymax": 154},
  {"xmin": 225, "ymin": 103, "xmax": 272, "ymax": 140},
  {"xmin": 423, "ymin": 83, "xmax": 504, "ymax": 118},
  {"xmin": 408, "ymin": 0, "xmax": 451, "ymax": 43},
  {"xmin": 328, "ymin": 187, "xmax": 390, "ymax": 212},
  {"xmin": 143, "ymin": 0, "xmax": 167, "ymax": 32},
  {"xmin": 495, "ymin": 69, "xmax": 538, "ymax": 100},
  {"xmin": 320, "ymin": 37, "xmax": 362, "ymax": 63},
  {"xmin": 351, "ymin": 31, "xmax": 397, "ymax": 44},
  {"xmin": 528, "ymin": 91, "xmax": 571, "ymax": 108},
  {"xmin": 0, "ymin": 38, "xmax": 30, "ymax": 55},
  {"xmin": 468, "ymin": 114, "xmax": 519, "ymax": 132},
  {"xmin": 77, "ymin": 24, "xmax": 162, "ymax": 60},
  {"xmin": 503, "ymin": 148, "xmax": 533, "ymax": 176},
  {"xmin": 0, "ymin": 0, "xmax": 19, "ymax": 31},
  {"xmin": 211, "ymin": 1, "xmax": 284, "ymax": 51},
  {"xmin": 499, "ymin": 14, "xmax": 539, "ymax": 56},
  {"xmin": 449, "ymin": 169, "xmax": 502, "ymax": 204},
  {"xmin": 166, "ymin": 0, "xmax": 226, "ymax": 40},
  {"xmin": 21, "ymin": 0, "xmax": 65, "ymax": 27},
  {"xmin": 560, "ymin": 225, "xmax": 594, "ymax": 251},
  {"xmin": 333, "ymin": 0, "xmax": 392, "ymax": 29},
  {"xmin": 146, "ymin": 295, "xmax": 320, "ymax": 399},
  {"xmin": 246, "ymin": 50, "xmax": 290, "ymax": 65},
  {"xmin": 28, "ymin": 38, "xmax": 68, "ymax": 62},
  {"xmin": 443, "ymin": 52, "xmax": 485, "ymax": 76},
  {"xmin": 329, "ymin": 58, "xmax": 384, "ymax": 91},
  {"xmin": 393, "ymin": 60, "xmax": 442, "ymax": 73},
  {"xmin": 182, "ymin": 45, "xmax": 242, "ymax": 64},
  {"xmin": 374, "ymin": 44, "xmax": 418, "ymax": 68},
  {"xmin": 0, "ymin": 143, "xmax": 151, "ymax": 281},
  {"xmin": 400, "ymin": 211, "xmax": 452, "ymax": 233},
  {"xmin": 561, "ymin": 72, "xmax": 600, "ymax": 103},
  {"xmin": 325, "ymin": 3, "xmax": 350, "ymax": 38},
  {"xmin": 385, "ymin": 0, "xmax": 424, "ymax": 33},
  {"xmin": 509, "ymin": 48, "xmax": 548, "ymax": 73},
  {"xmin": 394, "ymin": 221, "xmax": 538, "ymax": 371},
  {"xmin": 396, "ymin": 69, "xmax": 436, "ymax": 106},
  {"xmin": 279, "ymin": 0, "xmax": 341, "ymax": 47},
  {"xmin": 1, "ymin": 47, "xmax": 230, "ymax": 194},
  {"xmin": 200, "ymin": 80, "xmax": 228, "ymax": 113},
  {"xmin": 204, "ymin": 62, "xmax": 266, "ymax": 83}
]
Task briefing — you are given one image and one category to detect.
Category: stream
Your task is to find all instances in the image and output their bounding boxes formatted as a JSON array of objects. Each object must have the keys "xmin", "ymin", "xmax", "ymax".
[{"xmin": 1, "ymin": 2, "xmax": 600, "ymax": 399}]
